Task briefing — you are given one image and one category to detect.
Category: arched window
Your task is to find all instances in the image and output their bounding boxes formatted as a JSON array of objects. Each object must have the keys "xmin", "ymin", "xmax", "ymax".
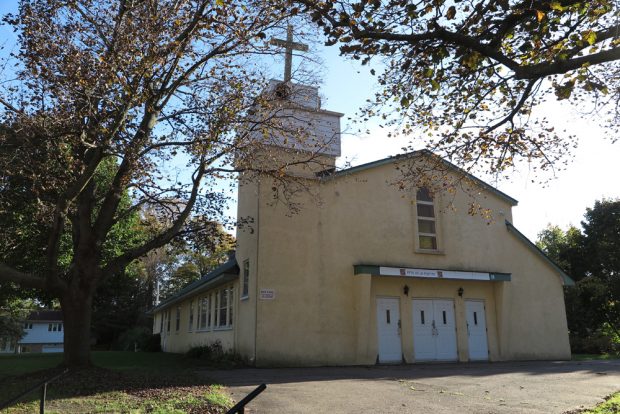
[{"xmin": 416, "ymin": 188, "xmax": 437, "ymax": 250}]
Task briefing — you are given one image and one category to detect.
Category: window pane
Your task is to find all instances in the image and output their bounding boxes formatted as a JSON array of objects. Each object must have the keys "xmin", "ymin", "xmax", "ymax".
[
  {"xmin": 417, "ymin": 204, "xmax": 435, "ymax": 218},
  {"xmin": 416, "ymin": 187, "xmax": 433, "ymax": 202},
  {"xmin": 419, "ymin": 235, "xmax": 437, "ymax": 250},
  {"xmin": 418, "ymin": 219, "xmax": 436, "ymax": 234},
  {"xmin": 219, "ymin": 289, "xmax": 228, "ymax": 326},
  {"xmin": 208, "ymin": 295, "xmax": 213, "ymax": 327},
  {"xmin": 243, "ymin": 260, "xmax": 249, "ymax": 297},
  {"xmin": 229, "ymin": 288, "xmax": 234, "ymax": 326}
]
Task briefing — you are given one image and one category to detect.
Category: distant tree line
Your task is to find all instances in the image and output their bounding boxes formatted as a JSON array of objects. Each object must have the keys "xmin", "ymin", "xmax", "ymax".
[{"xmin": 537, "ymin": 199, "xmax": 620, "ymax": 354}]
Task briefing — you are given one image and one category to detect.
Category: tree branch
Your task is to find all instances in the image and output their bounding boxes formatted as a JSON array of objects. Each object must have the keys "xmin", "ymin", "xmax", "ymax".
[
  {"xmin": 0, "ymin": 263, "xmax": 45, "ymax": 290},
  {"xmin": 515, "ymin": 46, "xmax": 620, "ymax": 80}
]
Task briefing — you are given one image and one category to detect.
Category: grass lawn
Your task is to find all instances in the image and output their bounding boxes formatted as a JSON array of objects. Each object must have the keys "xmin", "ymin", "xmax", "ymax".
[
  {"xmin": 580, "ymin": 392, "xmax": 620, "ymax": 414},
  {"xmin": 0, "ymin": 351, "xmax": 233, "ymax": 413}
]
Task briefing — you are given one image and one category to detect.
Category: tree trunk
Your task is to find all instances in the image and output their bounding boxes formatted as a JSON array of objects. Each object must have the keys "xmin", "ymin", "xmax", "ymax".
[{"xmin": 60, "ymin": 289, "xmax": 94, "ymax": 368}]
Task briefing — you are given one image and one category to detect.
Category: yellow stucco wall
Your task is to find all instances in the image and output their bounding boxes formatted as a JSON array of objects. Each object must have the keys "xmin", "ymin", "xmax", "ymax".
[
  {"xmin": 155, "ymin": 153, "xmax": 571, "ymax": 365},
  {"xmin": 153, "ymin": 281, "xmax": 238, "ymax": 354},
  {"xmin": 243, "ymin": 157, "xmax": 570, "ymax": 366}
]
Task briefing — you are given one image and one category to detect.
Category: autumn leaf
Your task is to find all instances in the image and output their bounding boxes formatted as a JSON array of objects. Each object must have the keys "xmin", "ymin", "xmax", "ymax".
[
  {"xmin": 536, "ymin": 10, "xmax": 545, "ymax": 22},
  {"xmin": 446, "ymin": 6, "xmax": 456, "ymax": 20},
  {"xmin": 582, "ymin": 30, "xmax": 597, "ymax": 46}
]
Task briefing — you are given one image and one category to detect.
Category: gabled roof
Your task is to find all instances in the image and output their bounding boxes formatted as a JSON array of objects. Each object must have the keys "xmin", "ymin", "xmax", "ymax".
[
  {"xmin": 325, "ymin": 149, "xmax": 518, "ymax": 206},
  {"xmin": 149, "ymin": 254, "xmax": 240, "ymax": 314},
  {"xmin": 505, "ymin": 220, "xmax": 575, "ymax": 286},
  {"xmin": 27, "ymin": 310, "xmax": 63, "ymax": 322}
]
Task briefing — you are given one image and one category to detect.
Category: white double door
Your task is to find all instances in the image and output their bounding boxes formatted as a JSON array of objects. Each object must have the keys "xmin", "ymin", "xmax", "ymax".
[
  {"xmin": 412, "ymin": 299, "xmax": 457, "ymax": 361},
  {"xmin": 466, "ymin": 300, "xmax": 489, "ymax": 360}
]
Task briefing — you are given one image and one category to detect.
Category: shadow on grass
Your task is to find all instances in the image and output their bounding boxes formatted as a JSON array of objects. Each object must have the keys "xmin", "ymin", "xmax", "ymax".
[{"xmin": 0, "ymin": 351, "xmax": 233, "ymax": 411}]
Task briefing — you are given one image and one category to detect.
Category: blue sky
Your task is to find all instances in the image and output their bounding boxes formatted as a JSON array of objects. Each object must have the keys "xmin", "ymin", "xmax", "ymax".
[{"xmin": 1, "ymin": 2, "xmax": 618, "ymax": 241}]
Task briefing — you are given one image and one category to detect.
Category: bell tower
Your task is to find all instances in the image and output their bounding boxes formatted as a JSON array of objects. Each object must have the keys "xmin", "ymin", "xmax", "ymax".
[{"xmin": 246, "ymin": 25, "xmax": 343, "ymax": 175}]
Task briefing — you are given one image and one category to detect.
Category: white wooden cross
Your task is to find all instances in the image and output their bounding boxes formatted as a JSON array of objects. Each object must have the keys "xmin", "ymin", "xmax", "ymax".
[{"xmin": 270, "ymin": 25, "xmax": 309, "ymax": 82}]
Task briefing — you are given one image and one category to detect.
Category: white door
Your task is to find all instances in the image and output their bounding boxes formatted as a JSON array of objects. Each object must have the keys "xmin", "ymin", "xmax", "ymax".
[
  {"xmin": 433, "ymin": 300, "xmax": 458, "ymax": 360},
  {"xmin": 412, "ymin": 299, "xmax": 457, "ymax": 361},
  {"xmin": 412, "ymin": 300, "xmax": 436, "ymax": 360},
  {"xmin": 376, "ymin": 297, "xmax": 402, "ymax": 363},
  {"xmin": 466, "ymin": 300, "xmax": 489, "ymax": 361}
]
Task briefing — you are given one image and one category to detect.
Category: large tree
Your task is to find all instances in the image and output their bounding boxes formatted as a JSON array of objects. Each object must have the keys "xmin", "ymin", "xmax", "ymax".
[
  {"xmin": 301, "ymin": 0, "xmax": 619, "ymax": 174},
  {"xmin": 0, "ymin": 0, "xmax": 308, "ymax": 367}
]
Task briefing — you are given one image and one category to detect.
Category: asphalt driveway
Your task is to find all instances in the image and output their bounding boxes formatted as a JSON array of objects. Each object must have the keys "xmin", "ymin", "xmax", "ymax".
[{"xmin": 200, "ymin": 360, "xmax": 620, "ymax": 413}]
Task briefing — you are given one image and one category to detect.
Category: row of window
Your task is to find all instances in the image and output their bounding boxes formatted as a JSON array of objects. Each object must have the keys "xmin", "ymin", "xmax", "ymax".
[
  {"xmin": 22, "ymin": 322, "xmax": 63, "ymax": 332},
  {"xmin": 160, "ymin": 285, "xmax": 235, "ymax": 334},
  {"xmin": 48, "ymin": 323, "xmax": 62, "ymax": 332}
]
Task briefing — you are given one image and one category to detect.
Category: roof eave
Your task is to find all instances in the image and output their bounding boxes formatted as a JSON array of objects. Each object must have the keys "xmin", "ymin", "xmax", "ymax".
[
  {"xmin": 149, "ymin": 272, "xmax": 238, "ymax": 314},
  {"xmin": 327, "ymin": 150, "xmax": 518, "ymax": 206}
]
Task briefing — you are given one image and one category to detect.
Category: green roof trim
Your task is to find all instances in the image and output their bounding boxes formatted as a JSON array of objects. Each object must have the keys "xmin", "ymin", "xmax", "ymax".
[
  {"xmin": 489, "ymin": 272, "xmax": 512, "ymax": 281},
  {"xmin": 505, "ymin": 220, "xmax": 575, "ymax": 286},
  {"xmin": 327, "ymin": 150, "xmax": 518, "ymax": 206},
  {"xmin": 354, "ymin": 265, "xmax": 381, "ymax": 275},
  {"xmin": 354, "ymin": 264, "xmax": 511, "ymax": 281},
  {"xmin": 149, "ymin": 255, "xmax": 240, "ymax": 314}
]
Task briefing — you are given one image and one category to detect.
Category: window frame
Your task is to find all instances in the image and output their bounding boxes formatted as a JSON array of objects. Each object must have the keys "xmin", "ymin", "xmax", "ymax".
[
  {"xmin": 198, "ymin": 296, "xmax": 208, "ymax": 331},
  {"xmin": 415, "ymin": 187, "xmax": 441, "ymax": 253},
  {"xmin": 215, "ymin": 286, "xmax": 234, "ymax": 330},
  {"xmin": 188, "ymin": 300, "xmax": 194, "ymax": 332}
]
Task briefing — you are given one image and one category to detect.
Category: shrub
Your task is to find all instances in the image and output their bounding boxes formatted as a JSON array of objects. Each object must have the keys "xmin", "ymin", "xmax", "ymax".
[
  {"xmin": 570, "ymin": 330, "xmax": 620, "ymax": 354},
  {"xmin": 113, "ymin": 326, "xmax": 156, "ymax": 351},
  {"xmin": 186, "ymin": 340, "xmax": 246, "ymax": 368},
  {"xmin": 143, "ymin": 333, "xmax": 162, "ymax": 352}
]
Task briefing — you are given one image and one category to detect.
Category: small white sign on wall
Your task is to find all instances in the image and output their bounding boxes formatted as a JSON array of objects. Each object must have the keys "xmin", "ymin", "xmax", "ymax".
[{"xmin": 259, "ymin": 288, "xmax": 276, "ymax": 300}]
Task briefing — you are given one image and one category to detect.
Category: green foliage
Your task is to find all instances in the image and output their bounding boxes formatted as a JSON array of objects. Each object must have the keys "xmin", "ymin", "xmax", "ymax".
[
  {"xmin": 0, "ymin": 352, "xmax": 232, "ymax": 413},
  {"xmin": 0, "ymin": 298, "xmax": 34, "ymax": 344},
  {"xmin": 186, "ymin": 340, "xmax": 247, "ymax": 368},
  {"xmin": 581, "ymin": 391, "xmax": 620, "ymax": 414},
  {"xmin": 142, "ymin": 334, "xmax": 162, "ymax": 352},
  {"xmin": 537, "ymin": 199, "xmax": 620, "ymax": 353},
  {"xmin": 0, "ymin": 0, "xmax": 296, "ymax": 368},
  {"xmin": 113, "ymin": 326, "xmax": 153, "ymax": 352}
]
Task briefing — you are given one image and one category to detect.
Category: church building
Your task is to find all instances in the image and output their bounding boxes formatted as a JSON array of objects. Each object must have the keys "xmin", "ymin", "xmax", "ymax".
[{"xmin": 150, "ymin": 33, "xmax": 573, "ymax": 365}]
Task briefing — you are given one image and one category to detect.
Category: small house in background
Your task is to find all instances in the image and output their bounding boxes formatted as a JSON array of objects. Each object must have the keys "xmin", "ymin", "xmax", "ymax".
[{"xmin": 17, "ymin": 310, "xmax": 64, "ymax": 354}]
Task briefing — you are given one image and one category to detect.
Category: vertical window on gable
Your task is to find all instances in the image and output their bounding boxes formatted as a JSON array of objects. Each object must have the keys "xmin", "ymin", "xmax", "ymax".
[
  {"xmin": 175, "ymin": 307, "xmax": 181, "ymax": 332},
  {"xmin": 159, "ymin": 313, "xmax": 163, "ymax": 333},
  {"xmin": 416, "ymin": 187, "xmax": 438, "ymax": 250},
  {"xmin": 188, "ymin": 301, "xmax": 194, "ymax": 331},
  {"xmin": 242, "ymin": 260, "xmax": 250, "ymax": 299},
  {"xmin": 166, "ymin": 310, "xmax": 171, "ymax": 332}
]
